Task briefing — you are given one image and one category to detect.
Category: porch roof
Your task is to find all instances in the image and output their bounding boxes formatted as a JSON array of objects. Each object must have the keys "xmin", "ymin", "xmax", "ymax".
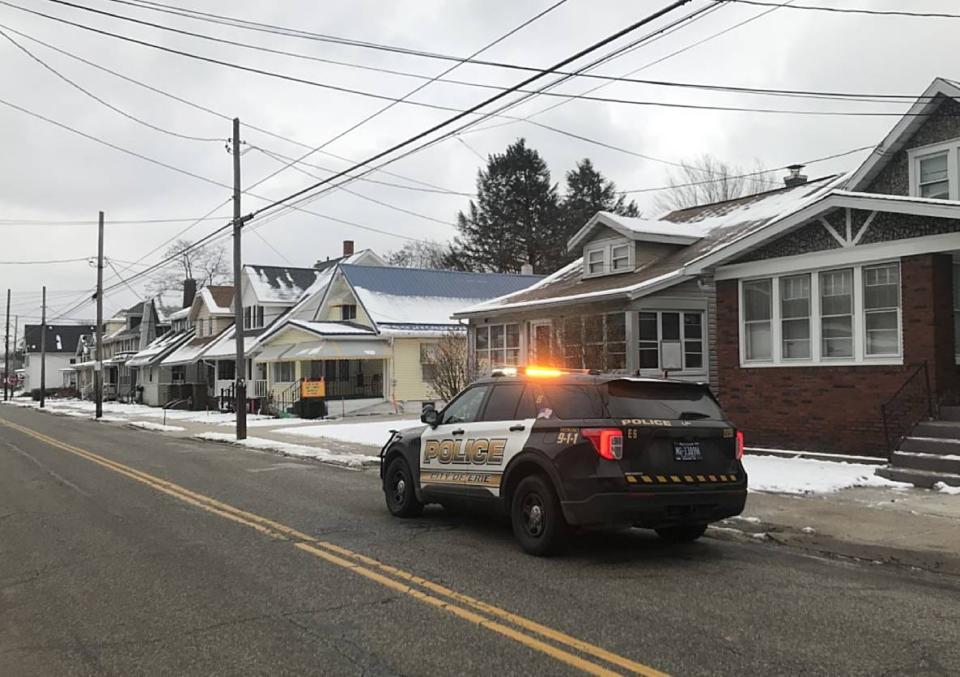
[
  {"xmin": 127, "ymin": 329, "xmax": 194, "ymax": 367},
  {"xmin": 255, "ymin": 337, "xmax": 390, "ymax": 362}
]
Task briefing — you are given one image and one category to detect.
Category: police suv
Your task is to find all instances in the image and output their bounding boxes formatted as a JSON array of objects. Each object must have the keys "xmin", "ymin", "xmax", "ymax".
[{"xmin": 380, "ymin": 367, "xmax": 747, "ymax": 555}]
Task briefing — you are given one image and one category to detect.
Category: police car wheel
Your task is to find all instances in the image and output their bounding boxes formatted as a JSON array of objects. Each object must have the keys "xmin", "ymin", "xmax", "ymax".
[
  {"xmin": 384, "ymin": 457, "xmax": 423, "ymax": 518},
  {"xmin": 510, "ymin": 475, "xmax": 567, "ymax": 556},
  {"xmin": 654, "ymin": 524, "xmax": 707, "ymax": 543}
]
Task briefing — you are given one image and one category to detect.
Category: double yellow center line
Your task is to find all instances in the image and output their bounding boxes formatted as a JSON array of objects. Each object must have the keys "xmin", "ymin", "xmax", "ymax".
[{"xmin": 0, "ymin": 417, "xmax": 666, "ymax": 677}]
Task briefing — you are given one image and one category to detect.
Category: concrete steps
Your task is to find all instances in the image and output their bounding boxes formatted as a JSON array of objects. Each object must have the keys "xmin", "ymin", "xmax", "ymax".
[{"xmin": 879, "ymin": 414, "xmax": 960, "ymax": 487}]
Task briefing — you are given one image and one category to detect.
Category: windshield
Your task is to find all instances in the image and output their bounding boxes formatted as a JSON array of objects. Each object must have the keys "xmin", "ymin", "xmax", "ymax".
[{"xmin": 602, "ymin": 380, "xmax": 723, "ymax": 420}]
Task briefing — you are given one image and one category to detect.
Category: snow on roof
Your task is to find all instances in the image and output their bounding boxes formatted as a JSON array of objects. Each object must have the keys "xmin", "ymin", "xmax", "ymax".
[
  {"xmin": 168, "ymin": 306, "xmax": 191, "ymax": 320},
  {"xmin": 199, "ymin": 286, "xmax": 234, "ymax": 315},
  {"xmin": 160, "ymin": 334, "xmax": 220, "ymax": 366},
  {"xmin": 245, "ymin": 265, "xmax": 322, "ymax": 304},
  {"xmin": 602, "ymin": 213, "xmax": 712, "ymax": 239},
  {"xmin": 200, "ymin": 325, "xmax": 263, "ymax": 360},
  {"xmin": 287, "ymin": 319, "xmax": 377, "ymax": 336},
  {"xmin": 341, "ymin": 264, "xmax": 542, "ymax": 326},
  {"xmin": 456, "ymin": 176, "xmax": 845, "ymax": 316},
  {"xmin": 378, "ymin": 323, "xmax": 466, "ymax": 338},
  {"xmin": 127, "ymin": 329, "xmax": 194, "ymax": 367}
]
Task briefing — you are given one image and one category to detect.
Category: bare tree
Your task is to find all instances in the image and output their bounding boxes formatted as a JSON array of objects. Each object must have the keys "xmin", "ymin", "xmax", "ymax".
[
  {"xmin": 146, "ymin": 239, "xmax": 230, "ymax": 298},
  {"xmin": 654, "ymin": 154, "xmax": 775, "ymax": 214},
  {"xmin": 423, "ymin": 331, "xmax": 474, "ymax": 402},
  {"xmin": 386, "ymin": 240, "xmax": 464, "ymax": 270}
]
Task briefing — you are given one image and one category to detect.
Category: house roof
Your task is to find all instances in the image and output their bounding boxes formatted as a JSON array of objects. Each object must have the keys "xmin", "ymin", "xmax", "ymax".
[
  {"xmin": 566, "ymin": 211, "xmax": 710, "ymax": 251},
  {"xmin": 23, "ymin": 324, "xmax": 96, "ymax": 353},
  {"xmin": 846, "ymin": 77, "xmax": 960, "ymax": 191},
  {"xmin": 455, "ymin": 176, "xmax": 846, "ymax": 316},
  {"xmin": 244, "ymin": 264, "xmax": 322, "ymax": 304},
  {"xmin": 340, "ymin": 264, "xmax": 543, "ymax": 326},
  {"xmin": 126, "ymin": 329, "xmax": 194, "ymax": 368},
  {"xmin": 199, "ymin": 285, "xmax": 234, "ymax": 315}
]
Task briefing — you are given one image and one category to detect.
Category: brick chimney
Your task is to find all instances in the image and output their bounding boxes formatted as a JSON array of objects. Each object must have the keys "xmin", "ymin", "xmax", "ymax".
[
  {"xmin": 783, "ymin": 164, "xmax": 808, "ymax": 188},
  {"xmin": 182, "ymin": 278, "xmax": 197, "ymax": 308},
  {"xmin": 342, "ymin": 240, "xmax": 355, "ymax": 257}
]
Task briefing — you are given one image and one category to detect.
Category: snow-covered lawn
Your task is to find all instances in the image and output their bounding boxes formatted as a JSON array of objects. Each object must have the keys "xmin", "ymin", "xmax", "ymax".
[
  {"xmin": 195, "ymin": 432, "xmax": 377, "ymax": 469},
  {"xmin": 743, "ymin": 454, "xmax": 910, "ymax": 495},
  {"xmin": 1, "ymin": 398, "xmax": 276, "ymax": 424},
  {"xmin": 277, "ymin": 418, "xmax": 421, "ymax": 447},
  {"xmin": 127, "ymin": 421, "xmax": 186, "ymax": 432}
]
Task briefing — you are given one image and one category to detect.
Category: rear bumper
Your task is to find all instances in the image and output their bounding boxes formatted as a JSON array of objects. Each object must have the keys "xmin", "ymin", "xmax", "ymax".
[{"xmin": 560, "ymin": 487, "xmax": 747, "ymax": 527}]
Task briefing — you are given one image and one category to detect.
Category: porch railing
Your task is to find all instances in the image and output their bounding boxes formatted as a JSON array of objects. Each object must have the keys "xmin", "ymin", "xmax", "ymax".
[{"xmin": 880, "ymin": 361, "xmax": 936, "ymax": 457}]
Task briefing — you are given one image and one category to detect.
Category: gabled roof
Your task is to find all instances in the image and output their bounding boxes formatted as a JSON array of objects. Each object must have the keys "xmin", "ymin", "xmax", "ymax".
[
  {"xmin": 566, "ymin": 211, "xmax": 709, "ymax": 251},
  {"xmin": 339, "ymin": 264, "xmax": 543, "ymax": 326},
  {"xmin": 846, "ymin": 77, "xmax": 960, "ymax": 191},
  {"xmin": 199, "ymin": 285, "xmax": 234, "ymax": 315},
  {"xmin": 244, "ymin": 265, "xmax": 322, "ymax": 304},
  {"xmin": 23, "ymin": 324, "xmax": 96, "ymax": 353},
  {"xmin": 127, "ymin": 329, "xmax": 194, "ymax": 367}
]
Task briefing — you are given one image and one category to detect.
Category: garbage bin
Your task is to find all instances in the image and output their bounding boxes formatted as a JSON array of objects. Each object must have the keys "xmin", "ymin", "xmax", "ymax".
[{"xmin": 298, "ymin": 398, "xmax": 327, "ymax": 420}]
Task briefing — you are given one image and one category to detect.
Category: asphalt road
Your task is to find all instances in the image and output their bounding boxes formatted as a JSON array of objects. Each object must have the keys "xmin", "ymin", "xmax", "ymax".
[{"xmin": 1, "ymin": 405, "xmax": 958, "ymax": 676}]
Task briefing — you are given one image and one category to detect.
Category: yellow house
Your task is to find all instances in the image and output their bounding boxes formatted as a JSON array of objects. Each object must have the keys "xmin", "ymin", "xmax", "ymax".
[{"xmin": 254, "ymin": 264, "xmax": 541, "ymax": 415}]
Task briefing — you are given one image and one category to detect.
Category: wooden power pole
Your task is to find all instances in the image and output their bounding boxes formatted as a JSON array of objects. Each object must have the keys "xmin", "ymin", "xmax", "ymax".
[
  {"xmin": 95, "ymin": 211, "xmax": 104, "ymax": 419},
  {"xmin": 3, "ymin": 289, "xmax": 9, "ymax": 401},
  {"xmin": 39, "ymin": 285, "xmax": 46, "ymax": 408},
  {"xmin": 232, "ymin": 118, "xmax": 247, "ymax": 440}
]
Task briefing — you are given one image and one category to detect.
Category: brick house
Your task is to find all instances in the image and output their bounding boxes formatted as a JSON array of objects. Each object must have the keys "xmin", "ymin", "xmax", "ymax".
[{"xmin": 456, "ymin": 77, "xmax": 960, "ymax": 470}]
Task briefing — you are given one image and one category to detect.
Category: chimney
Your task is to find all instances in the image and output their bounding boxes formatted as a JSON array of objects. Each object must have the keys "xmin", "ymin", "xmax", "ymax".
[
  {"xmin": 182, "ymin": 278, "xmax": 197, "ymax": 309},
  {"xmin": 342, "ymin": 240, "xmax": 355, "ymax": 257},
  {"xmin": 520, "ymin": 262, "xmax": 534, "ymax": 275},
  {"xmin": 783, "ymin": 164, "xmax": 807, "ymax": 188}
]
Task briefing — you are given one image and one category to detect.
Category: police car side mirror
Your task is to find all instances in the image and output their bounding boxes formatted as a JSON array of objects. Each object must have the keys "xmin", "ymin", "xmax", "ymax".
[{"xmin": 421, "ymin": 407, "xmax": 439, "ymax": 427}]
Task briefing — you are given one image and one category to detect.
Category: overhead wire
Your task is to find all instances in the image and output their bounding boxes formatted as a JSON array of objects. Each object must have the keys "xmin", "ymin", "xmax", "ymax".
[{"xmin": 723, "ymin": 0, "xmax": 960, "ymax": 19}]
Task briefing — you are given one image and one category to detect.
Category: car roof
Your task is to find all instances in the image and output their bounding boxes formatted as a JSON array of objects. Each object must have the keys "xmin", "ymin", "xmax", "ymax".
[{"xmin": 471, "ymin": 372, "xmax": 707, "ymax": 387}]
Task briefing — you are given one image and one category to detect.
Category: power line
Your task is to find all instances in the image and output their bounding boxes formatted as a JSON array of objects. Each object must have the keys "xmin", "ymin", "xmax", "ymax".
[
  {"xmin": 0, "ymin": 27, "xmax": 222, "ymax": 143},
  {"xmin": 723, "ymin": 0, "xmax": 960, "ymax": 19},
  {"xmin": 0, "ymin": 256, "xmax": 92, "ymax": 265}
]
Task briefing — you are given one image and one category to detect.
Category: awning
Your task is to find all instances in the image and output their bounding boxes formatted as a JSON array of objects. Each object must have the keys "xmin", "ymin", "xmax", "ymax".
[{"xmin": 258, "ymin": 339, "xmax": 391, "ymax": 362}]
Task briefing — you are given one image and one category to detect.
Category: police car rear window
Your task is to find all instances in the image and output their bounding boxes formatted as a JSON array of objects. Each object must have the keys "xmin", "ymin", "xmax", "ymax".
[
  {"xmin": 602, "ymin": 380, "xmax": 723, "ymax": 420},
  {"xmin": 534, "ymin": 384, "xmax": 606, "ymax": 420}
]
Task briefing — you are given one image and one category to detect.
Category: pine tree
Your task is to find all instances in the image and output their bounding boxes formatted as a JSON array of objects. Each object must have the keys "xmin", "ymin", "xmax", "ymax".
[
  {"xmin": 454, "ymin": 139, "xmax": 561, "ymax": 273},
  {"xmin": 561, "ymin": 159, "xmax": 639, "ymax": 255}
]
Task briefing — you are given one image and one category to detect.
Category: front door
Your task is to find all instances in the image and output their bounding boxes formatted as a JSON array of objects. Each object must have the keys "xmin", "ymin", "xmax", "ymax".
[{"xmin": 530, "ymin": 321, "xmax": 553, "ymax": 365}]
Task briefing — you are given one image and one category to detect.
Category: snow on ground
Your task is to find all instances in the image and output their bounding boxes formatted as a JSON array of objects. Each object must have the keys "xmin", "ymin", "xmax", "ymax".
[
  {"xmin": 127, "ymin": 421, "xmax": 186, "ymax": 432},
  {"xmin": 743, "ymin": 454, "xmax": 910, "ymax": 495},
  {"xmin": 934, "ymin": 481, "xmax": 960, "ymax": 495},
  {"xmin": 277, "ymin": 418, "xmax": 421, "ymax": 447},
  {"xmin": 2, "ymin": 398, "xmax": 276, "ymax": 424},
  {"xmin": 195, "ymin": 432, "xmax": 376, "ymax": 469},
  {"xmin": 217, "ymin": 417, "xmax": 319, "ymax": 429}
]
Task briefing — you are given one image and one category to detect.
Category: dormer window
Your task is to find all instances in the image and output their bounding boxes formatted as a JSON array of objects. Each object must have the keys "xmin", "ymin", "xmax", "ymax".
[
  {"xmin": 583, "ymin": 240, "xmax": 635, "ymax": 278},
  {"xmin": 909, "ymin": 141, "xmax": 958, "ymax": 200}
]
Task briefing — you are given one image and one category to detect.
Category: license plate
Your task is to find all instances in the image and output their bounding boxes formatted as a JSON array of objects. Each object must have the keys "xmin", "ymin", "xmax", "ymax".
[{"xmin": 674, "ymin": 441, "xmax": 702, "ymax": 461}]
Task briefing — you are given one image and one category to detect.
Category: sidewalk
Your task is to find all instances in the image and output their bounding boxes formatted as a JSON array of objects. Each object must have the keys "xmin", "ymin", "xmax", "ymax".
[{"xmin": 4, "ymin": 397, "xmax": 958, "ymax": 573}]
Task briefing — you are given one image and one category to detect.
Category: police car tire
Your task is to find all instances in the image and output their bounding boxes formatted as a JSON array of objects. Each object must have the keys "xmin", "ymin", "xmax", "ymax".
[
  {"xmin": 384, "ymin": 457, "xmax": 423, "ymax": 518},
  {"xmin": 654, "ymin": 524, "xmax": 707, "ymax": 543},
  {"xmin": 510, "ymin": 474, "xmax": 568, "ymax": 556}
]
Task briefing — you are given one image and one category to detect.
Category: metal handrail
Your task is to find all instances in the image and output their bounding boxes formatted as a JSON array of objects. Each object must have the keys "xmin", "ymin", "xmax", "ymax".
[{"xmin": 880, "ymin": 361, "xmax": 935, "ymax": 456}]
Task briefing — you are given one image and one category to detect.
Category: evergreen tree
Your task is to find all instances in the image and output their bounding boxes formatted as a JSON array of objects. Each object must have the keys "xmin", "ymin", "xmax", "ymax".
[
  {"xmin": 454, "ymin": 139, "xmax": 561, "ymax": 273},
  {"xmin": 561, "ymin": 159, "xmax": 639, "ymax": 251}
]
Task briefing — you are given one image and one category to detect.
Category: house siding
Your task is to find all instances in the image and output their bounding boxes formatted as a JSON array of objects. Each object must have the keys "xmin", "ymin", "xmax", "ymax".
[
  {"xmin": 865, "ymin": 95, "xmax": 960, "ymax": 196},
  {"xmin": 391, "ymin": 338, "xmax": 435, "ymax": 403},
  {"xmin": 716, "ymin": 253, "xmax": 955, "ymax": 456}
]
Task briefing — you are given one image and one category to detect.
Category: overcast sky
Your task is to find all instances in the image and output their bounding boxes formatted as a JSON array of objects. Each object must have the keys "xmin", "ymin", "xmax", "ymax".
[{"xmin": 0, "ymin": 0, "xmax": 955, "ymax": 327}]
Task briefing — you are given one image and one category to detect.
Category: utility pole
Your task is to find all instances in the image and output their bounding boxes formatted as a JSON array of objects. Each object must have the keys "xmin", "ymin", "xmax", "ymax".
[
  {"xmin": 95, "ymin": 211, "xmax": 104, "ymax": 419},
  {"xmin": 3, "ymin": 289, "xmax": 9, "ymax": 401},
  {"xmin": 39, "ymin": 285, "xmax": 46, "ymax": 408},
  {"xmin": 232, "ymin": 117, "xmax": 247, "ymax": 440}
]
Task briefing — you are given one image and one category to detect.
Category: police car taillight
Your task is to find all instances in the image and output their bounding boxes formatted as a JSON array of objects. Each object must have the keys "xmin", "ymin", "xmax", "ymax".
[
  {"xmin": 582, "ymin": 428, "xmax": 623, "ymax": 461},
  {"xmin": 735, "ymin": 430, "xmax": 745, "ymax": 460}
]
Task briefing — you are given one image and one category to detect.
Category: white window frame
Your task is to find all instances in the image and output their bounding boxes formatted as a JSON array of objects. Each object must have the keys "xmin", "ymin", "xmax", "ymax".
[
  {"xmin": 582, "ymin": 239, "xmax": 635, "ymax": 278},
  {"xmin": 738, "ymin": 260, "xmax": 903, "ymax": 368},
  {"xmin": 908, "ymin": 139, "xmax": 960, "ymax": 200},
  {"xmin": 243, "ymin": 305, "xmax": 264, "ymax": 330}
]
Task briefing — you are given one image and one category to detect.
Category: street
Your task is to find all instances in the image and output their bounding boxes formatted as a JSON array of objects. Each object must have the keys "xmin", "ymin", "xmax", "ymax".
[{"xmin": 2, "ymin": 405, "xmax": 958, "ymax": 676}]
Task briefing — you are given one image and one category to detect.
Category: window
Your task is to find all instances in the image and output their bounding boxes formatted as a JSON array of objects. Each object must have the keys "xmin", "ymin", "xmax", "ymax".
[
  {"xmin": 475, "ymin": 323, "xmax": 520, "ymax": 371},
  {"xmin": 171, "ymin": 365, "xmax": 185, "ymax": 383},
  {"xmin": 219, "ymin": 360, "xmax": 236, "ymax": 380},
  {"xmin": 863, "ymin": 263, "xmax": 900, "ymax": 356},
  {"xmin": 441, "ymin": 385, "xmax": 489, "ymax": 424},
  {"xmin": 562, "ymin": 313, "xmax": 626, "ymax": 370},
  {"xmin": 635, "ymin": 311, "xmax": 706, "ymax": 372},
  {"xmin": 611, "ymin": 244, "xmax": 631, "ymax": 271},
  {"xmin": 586, "ymin": 248, "xmax": 605, "ymax": 276},
  {"xmin": 918, "ymin": 153, "xmax": 949, "ymax": 199},
  {"xmin": 743, "ymin": 279, "xmax": 772, "ymax": 361},
  {"xmin": 420, "ymin": 343, "xmax": 437, "ymax": 382},
  {"xmin": 243, "ymin": 305, "xmax": 264, "ymax": 330},
  {"xmin": 340, "ymin": 304, "xmax": 357, "ymax": 321},
  {"xmin": 740, "ymin": 262, "xmax": 902, "ymax": 366},
  {"xmin": 583, "ymin": 240, "xmax": 634, "ymax": 277},
  {"xmin": 272, "ymin": 361, "xmax": 295, "ymax": 382},
  {"xmin": 481, "ymin": 384, "xmax": 524, "ymax": 421},
  {"xmin": 820, "ymin": 269, "xmax": 853, "ymax": 358},
  {"xmin": 781, "ymin": 274, "xmax": 811, "ymax": 359}
]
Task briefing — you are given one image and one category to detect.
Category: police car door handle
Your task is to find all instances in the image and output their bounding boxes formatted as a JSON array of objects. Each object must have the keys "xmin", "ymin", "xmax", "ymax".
[
  {"xmin": 509, "ymin": 424, "xmax": 525, "ymax": 432},
  {"xmin": 452, "ymin": 428, "xmax": 465, "ymax": 435}
]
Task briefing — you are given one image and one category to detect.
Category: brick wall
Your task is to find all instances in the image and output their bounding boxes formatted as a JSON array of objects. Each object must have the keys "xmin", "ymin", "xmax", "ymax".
[{"xmin": 716, "ymin": 254, "xmax": 955, "ymax": 457}]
